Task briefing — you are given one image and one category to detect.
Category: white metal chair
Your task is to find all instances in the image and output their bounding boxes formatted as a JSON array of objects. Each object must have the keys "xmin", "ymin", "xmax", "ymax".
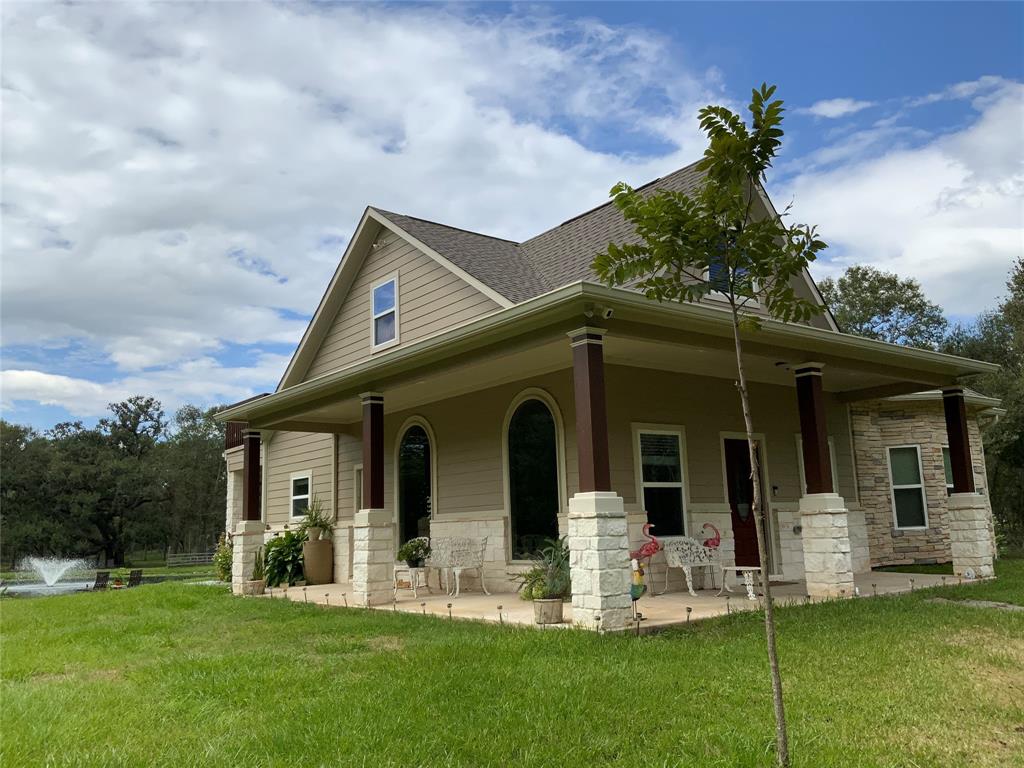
[
  {"xmin": 660, "ymin": 536, "xmax": 720, "ymax": 596},
  {"xmin": 426, "ymin": 536, "xmax": 490, "ymax": 597}
]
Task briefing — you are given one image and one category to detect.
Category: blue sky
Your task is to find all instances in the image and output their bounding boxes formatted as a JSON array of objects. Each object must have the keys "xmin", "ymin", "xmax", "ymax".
[{"xmin": 2, "ymin": 1, "xmax": 1021, "ymax": 430}]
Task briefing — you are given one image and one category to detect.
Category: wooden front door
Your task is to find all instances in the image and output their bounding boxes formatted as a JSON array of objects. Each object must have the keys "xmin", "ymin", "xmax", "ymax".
[{"xmin": 724, "ymin": 438, "xmax": 764, "ymax": 567}]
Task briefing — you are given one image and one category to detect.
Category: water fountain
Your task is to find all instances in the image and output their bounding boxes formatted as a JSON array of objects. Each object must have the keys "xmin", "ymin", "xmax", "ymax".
[
  {"xmin": 4, "ymin": 557, "xmax": 92, "ymax": 596},
  {"xmin": 24, "ymin": 556, "xmax": 90, "ymax": 586}
]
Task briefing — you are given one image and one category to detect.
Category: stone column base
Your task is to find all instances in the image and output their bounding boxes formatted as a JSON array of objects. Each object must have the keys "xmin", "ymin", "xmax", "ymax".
[
  {"xmin": 352, "ymin": 508, "xmax": 394, "ymax": 606},
  {"xmin": 949, "ymin": 493, "xmax": 994, "ymax": 579},
  {"xmin": 231, "ymin": 519, "xmax": 266, "ymax": 595},
  {"xmin": 800, "ymin": 493, "xmax": 854, "ymax": 599},
  {"xmin": 568, "ymin": 492, "xmax": 631, "ymax": 631}
]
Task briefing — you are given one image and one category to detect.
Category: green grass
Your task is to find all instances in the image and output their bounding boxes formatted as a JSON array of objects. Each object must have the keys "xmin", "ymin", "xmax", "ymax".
[
  {"xmin": 1, "ymin": 564, "xmax": 216, "ymax": 583},
  {"xmin": 2, "ymin": 563, "xmax": 1022, "ymax": 768}
]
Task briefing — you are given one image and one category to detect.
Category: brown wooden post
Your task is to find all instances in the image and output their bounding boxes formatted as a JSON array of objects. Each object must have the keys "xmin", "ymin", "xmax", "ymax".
[
  {"xmin": 361, "ymin": 392, "xmax": 385, "ymax": 509},
  {"xmin": 795, "ymin": 363, "xmax": 834, "ymax": 495},
  {"xmin": 242, "ymin": 430, "xmax": 262, "ymax": 521},
  {"xmin": 942, "ymin": 387, "xmax": 976, "ymax": 493},
  {"xmin": 569, "ymin": 327, "xmax": 611, "ymax": 493}
]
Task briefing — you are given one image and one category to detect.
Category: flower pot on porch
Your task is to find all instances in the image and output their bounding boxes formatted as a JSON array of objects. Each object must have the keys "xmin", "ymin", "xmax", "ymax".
[
  {"xmin": 241, "ymin": 579, "xmax": 266, "ymax": 596},
  {"xmin": 533, "ymin": 598, "xmax": 564, "ymax": 625},
  {"xmin": 302, "ymin": 539, "xmax": 333, "ymax": 585},
  {"xmin": 306, "ymin": 526, "xmax": 323, "ymax": 541}
]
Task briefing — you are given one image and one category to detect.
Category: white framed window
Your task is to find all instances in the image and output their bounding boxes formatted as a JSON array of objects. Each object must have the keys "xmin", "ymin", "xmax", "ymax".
[
  {"xmin": 290, "ymin": 471, "xmax": 312, "ymax": 518},
  {"xmin": 941, "ymin": 447, "xmax": 954, "ymax": 496},
  {"xmin": 353, "ymin": 464, "xmax": 363, "ymax": 514},
  {"xmin": 633, "ymin": 425, "xmax": 687, "ymax": 536},
  {"xmin": 795, "ymin": 434, "xmax": 839, "ymax": 495},
  {"xmin": 371, "ymin": 274, "xmax": 399, "ymax": 350},
  {"xmin": 886, "ymin": 446, "xmax": 928, "ymax": 530}
]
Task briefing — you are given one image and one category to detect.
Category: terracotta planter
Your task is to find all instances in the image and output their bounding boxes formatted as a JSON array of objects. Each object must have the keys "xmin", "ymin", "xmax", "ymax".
[
  {"xmin": 241, "ymin": 579, "xmax": 266, "ymax": 596},
  {"xmin": 302, "ymin": 539, "xmax": 333, "ymax": 585},
  {"xmin": 533, "ymin": 598, "xmax": 564, "ymax": 625}
]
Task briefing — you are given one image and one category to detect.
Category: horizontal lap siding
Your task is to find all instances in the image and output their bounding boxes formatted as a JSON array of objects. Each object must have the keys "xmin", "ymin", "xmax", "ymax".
[
  {"xmin": 304, "ymin": 233, "xmax": 501, "ymax": 380},
  {"xmin": 265, "ymin": 431, "xmax": 334, "ymax": 525}
]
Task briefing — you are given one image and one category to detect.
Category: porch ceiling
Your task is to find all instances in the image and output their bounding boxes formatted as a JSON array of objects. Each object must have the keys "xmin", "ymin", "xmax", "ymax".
[{"xmin": 217, "ymin": 282, "xmax": 997, "ymax": 429}]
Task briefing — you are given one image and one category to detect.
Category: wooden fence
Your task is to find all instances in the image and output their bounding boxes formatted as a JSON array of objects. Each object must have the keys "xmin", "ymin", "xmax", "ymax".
[{"xmin": 166, "ymin": 551, "xmax": 216, "ymax": 567}]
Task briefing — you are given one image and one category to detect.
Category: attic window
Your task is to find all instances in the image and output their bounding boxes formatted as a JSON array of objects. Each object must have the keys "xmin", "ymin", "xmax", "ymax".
[{"xmin": 371, "ymin": 274, "xmax": 399, "ymax": 349}]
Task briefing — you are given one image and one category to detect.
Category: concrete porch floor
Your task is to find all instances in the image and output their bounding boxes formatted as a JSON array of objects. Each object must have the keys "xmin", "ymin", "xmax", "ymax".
[{"xmin": 259, "ymin": 570, "xmax": 955, "ymax": 632}]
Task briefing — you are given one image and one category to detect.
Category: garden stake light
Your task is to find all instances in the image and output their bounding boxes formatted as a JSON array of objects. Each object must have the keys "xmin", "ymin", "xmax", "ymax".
[
  {"xmin": 447, "ymin": 603, "xmax": 452, "ymax": 620},
  {"xmin": 941, "ymin": 576, "xmax": 947, "ymax": 587},
  {"xmin": 726, "ymin": 596, "xmax": 731, "ymax": 614},
  {"xmin": 342, "ymin": 593, "xmax": 348, "ymax": 607},
  {"xmin": 909, "ymin": 578, "xmax": 915, "ymax": 592},
  {"xmin": 303, "ymin": 587, "xmax": 308, "ymax": 603},
  {"xmin": 872, "ymin": 583, "xmax": 877, "ymax": 597},
  {"xmin": 420, "ymin": 602, "xmax": 426, "ymax": 615},
  {"xmin": 686, "ymin": 606, "xmax": 692, "ymax": 623},
  {"xmin": 497, "ymin": 604, "xmax": 503, "ymax": 624}
]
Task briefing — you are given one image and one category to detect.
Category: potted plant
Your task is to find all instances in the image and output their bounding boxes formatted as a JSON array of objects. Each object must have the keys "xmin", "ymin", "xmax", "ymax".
[
  {"xmin": 242, "ymin": 547, "xmax": 266, "ymax": 596},
  {"xmin": 264, "ymin": 530, "xmax": 306, "ymax": 588},
  {"xmin": 298, "ymin": 497, "xmax": 334, "ymax": 541},
  {"xmin": 518, "ymin": 537, "xmax": 571, "ymax": 625},
  {"xmin": 397, "ymin": 537, "xmax": 431, "ymax": 568}
]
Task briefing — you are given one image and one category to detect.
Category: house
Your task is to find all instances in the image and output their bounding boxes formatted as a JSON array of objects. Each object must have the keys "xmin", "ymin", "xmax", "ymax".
[{"xmin": 217, "ymin": 161, "xmax": 999, "ymax": 631}]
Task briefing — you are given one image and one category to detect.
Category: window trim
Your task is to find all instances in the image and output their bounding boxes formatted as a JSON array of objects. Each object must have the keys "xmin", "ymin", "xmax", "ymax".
[
  {"xmin": 941, "ymin": 446, "xmax": 954, "ymax": 495},
  {"xmin": 290, "ymin": 470, "xmax": 312, "ymax": 519},
  {"xmin": 353, "ymin": 463, "xmax": 363, "ymax": 515},
  {"xmin": 886, "ymin": 445, "xmax": 929, "ymax": 530},
  {"xmin": 501, "ymin": 388, "xmax": 567, "ymax": 563},
  {"xmin": 632, "ymin": 424, "xmax": 689, "ymax": 537},
  {"xmin": 370, "ymin": 272, "xmax": 400, "ymax": 351},
  {"xmin": 794, "ymin": 434, "xmax": 839, "ymax": 495},
  {"xmin": 393, "ymin": 415, "xmax": 438, "ymax": 546}
]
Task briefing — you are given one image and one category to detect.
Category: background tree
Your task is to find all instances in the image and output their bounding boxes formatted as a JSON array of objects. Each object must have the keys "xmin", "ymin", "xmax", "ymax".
[
  {"xmin": 942, "ymin": 258, "xmax": 1023, "ymax": 550},
  {"xmin": 595, "ymin": 84, "xmax": 826, "ymax": 768},
  {"xmin": 819, "ymin": 265, "xmax": 948, "ymax": 348},
  {"xmin": 0, "ymin": 422, "xmax": 55, "ymax": 567},
  {"xmin": 162, "ymin": 405, "xmax": 226, "ymax": 553}
]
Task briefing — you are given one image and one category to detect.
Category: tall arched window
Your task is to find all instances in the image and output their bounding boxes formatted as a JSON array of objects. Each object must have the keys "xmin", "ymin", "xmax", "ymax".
[
  {"xmin": 507, "ymin": 398, "xmax": 559, "ymax": 559},
  {"xmin": 398, "ymin": 424, "xmax": 432, "ymax": 544}
]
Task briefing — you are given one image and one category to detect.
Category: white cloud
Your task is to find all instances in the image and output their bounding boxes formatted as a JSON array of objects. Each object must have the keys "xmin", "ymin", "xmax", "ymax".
[
  {"xmin": 785, "ymin": 80, "xmax": 1023, "ymax": 316},
  {"xmin": 1, "ymin": 354, "xmax": 289, "ymax": 418},
  {"xmin": 802, "ymin": 98, "xmax": 876, "ymax": 119},
  {"xmin": 1, "ymin": 2, "xmax": 720, "ymax": 418}
]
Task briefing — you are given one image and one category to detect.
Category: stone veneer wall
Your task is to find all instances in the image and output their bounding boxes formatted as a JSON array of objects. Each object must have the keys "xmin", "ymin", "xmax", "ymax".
[{"xmin": 850, "ymin": 399, "xmax": 991, "ymax": 567}]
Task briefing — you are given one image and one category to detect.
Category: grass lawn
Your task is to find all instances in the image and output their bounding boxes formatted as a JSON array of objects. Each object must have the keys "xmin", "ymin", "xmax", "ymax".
[{"xmin": 2, "ymin": 562, "xmax": 1022, "ymax": 768}]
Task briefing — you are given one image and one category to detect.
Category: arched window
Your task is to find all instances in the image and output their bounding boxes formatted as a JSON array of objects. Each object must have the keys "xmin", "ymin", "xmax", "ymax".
[
  {"xmin": 507, "ymin": 398, "xmax": 559, "ymax": 559},
  {"xmin": 398, "ymin": 424, "xmax": 432, "ymax": 544}
]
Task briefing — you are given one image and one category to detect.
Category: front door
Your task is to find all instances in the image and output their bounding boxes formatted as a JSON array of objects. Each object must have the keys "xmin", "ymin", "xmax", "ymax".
[{"xmin": 724, "ymin": 438, "xmax": 766, "ymax": 568}]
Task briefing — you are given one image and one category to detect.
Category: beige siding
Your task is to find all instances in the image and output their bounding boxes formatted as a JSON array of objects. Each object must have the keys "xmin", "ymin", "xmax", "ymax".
[
  {"xmin": 265, "ymin": 431, "xmax": 334, "ymax": 526},
  {"xmin": 304, "ymin": 231, "xmax": 501, "ymax": 380},
  {"xmin": 330, "ymin": 365, "xmax": 857, "ymax": 572}
]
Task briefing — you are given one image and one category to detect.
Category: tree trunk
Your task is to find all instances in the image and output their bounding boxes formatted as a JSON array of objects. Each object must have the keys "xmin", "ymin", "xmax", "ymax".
[{"xmin": 730, "ymin": 309, "xmax": 790, "ymax": 768}]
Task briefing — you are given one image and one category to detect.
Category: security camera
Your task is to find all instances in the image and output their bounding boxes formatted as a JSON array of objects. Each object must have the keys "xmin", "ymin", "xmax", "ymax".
[{"xmin": 601, "ymin": 307, "xmax": 614, "ymax": 320}]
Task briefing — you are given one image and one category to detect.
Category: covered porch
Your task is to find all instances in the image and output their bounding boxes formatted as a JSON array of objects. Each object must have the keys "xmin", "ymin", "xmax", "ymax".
[
  {"xmin": 220, "ymin": 283, "xmax": 996, "ymax": 631},
  {"xmin": 259, "ymin": 569, "xmax": 953, "ymax": 632}
]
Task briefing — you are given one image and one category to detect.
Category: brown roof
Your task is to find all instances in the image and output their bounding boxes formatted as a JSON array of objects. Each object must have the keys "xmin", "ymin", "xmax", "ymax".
[{"xmin": 373, "ymin": 160, "xmax": 706, "ymax": 304}]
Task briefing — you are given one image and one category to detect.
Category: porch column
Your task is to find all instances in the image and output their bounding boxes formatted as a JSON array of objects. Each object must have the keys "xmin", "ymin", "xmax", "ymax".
[
  {"xmin": 352, "ymin": 392, "xmax": 393, "ymax": 605},
  {"xmin": 567, "ymin": 328, "xmax": 631, "ymax": 631},
  {"xmin": 795, "ymin": 364, "xmax": 854, "ymax": 599},
  {"xmin": 943, "ymin": 387, "xmax": 993, "ymax": 578},
  {"xmin": 233, "ymin": 430, "xmax": 265, "ymax": 594},
  {"xmin": 242, "ymin": 430, "xmax": 261, "ymax": 521}
]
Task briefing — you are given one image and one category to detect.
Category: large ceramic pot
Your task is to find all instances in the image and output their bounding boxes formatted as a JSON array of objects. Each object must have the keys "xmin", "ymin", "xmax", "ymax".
[
  {"xmin": 302, "ymin": 539, "xmax": 333, "ymax": 585},
  {"xmin": 241, "ymin": 579, "xmax": 266, "ymax": 596},
  {"xmin": 306, "ymin": 526, "xmax": 323, "ymax": 542},
  {"xmin": 533, "ymin": 598, "xmax": 564, "ymax": 625}
]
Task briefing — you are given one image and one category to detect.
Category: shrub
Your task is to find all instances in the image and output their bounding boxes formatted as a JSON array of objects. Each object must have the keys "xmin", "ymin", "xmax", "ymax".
[
  {"xmin": 264, "ymin": 530, "xmax": 307, "ymax": 587},
  {"xmin": 397, "ymin": 537, "xmax": 430, "ymax": 566},
  {"xmin": 296, "ymin": 496, "xmax": 334, "ymax": 538},
  {"xmin": 518, "ymin": 537, "xmax": 570, "ymax": 601},
  {"xmin": 213, "ymin": 534, "xmax": 232, "ymax": 582}
]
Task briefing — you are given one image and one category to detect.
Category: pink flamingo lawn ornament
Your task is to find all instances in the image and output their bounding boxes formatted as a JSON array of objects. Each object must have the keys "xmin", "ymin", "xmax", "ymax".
[
  {"xmin": 630, "ymin": 523, "xmax": 662, "ymax": 561},
  {"xmin": 702, "ymin": 522, "xmax": 721, "ymax": 549}
]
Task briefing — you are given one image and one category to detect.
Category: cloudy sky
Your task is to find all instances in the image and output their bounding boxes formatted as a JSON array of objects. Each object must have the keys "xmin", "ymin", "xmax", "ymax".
[{"xmin": 2, "ymin": 1, "xmax": 1022, "ymax": 429}]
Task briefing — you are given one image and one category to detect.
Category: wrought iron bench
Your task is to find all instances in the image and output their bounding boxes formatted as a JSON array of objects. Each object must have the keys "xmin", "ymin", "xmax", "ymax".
[
  {"xmin": 425, "ymin": 536, "xmax": 490, "ymax": 597},
  {"xmin": 659, "ymin": 536, "xmax": 720, "ymax": 596}
]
